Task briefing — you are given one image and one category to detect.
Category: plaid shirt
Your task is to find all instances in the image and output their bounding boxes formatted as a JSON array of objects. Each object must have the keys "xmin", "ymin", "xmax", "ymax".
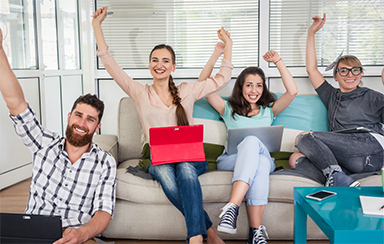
[{"xmin": 11, "ymin": 106, "xmax": 116, "ymax": 228}]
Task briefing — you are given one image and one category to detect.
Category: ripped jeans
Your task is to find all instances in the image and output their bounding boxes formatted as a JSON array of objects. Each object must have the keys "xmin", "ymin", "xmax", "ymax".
[{"xmin": 294, "ymin": 131, "xmax": 383, "ymax": 184}]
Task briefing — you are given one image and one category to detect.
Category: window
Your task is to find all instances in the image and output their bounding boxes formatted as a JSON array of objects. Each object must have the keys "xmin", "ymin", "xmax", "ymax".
[
  {"xmin": 58, "ymin": 0, "xmax": 80, "ymax": 69},
  {"xmin": 96, "ymin": 0, "xmax": 259, "ymax": 69},
  {"xmin": 0, "ymin": 0, "xmax": 36, "ymax": 69},
  {"xmin": 270, "ymin": 0, "xmax": 384, "ymax": 67},
  {"xmin": 41, "ymin": 0, "xmax": 59, "ymax": 70},
  {"xmin": 41, "ymin": 0, "xmax": 80, "ymax": 70}
]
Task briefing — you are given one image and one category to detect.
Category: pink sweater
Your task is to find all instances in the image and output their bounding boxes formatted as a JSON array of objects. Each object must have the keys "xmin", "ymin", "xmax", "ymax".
[{"xmin": 98, "ymin": 49, "xmax": 233, "ymax": 140}]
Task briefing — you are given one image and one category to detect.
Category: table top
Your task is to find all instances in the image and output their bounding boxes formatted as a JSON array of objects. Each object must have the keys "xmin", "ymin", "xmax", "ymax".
[{"xmin": 294, "ymin": 186, "xmax": 384, "ymax": 231}]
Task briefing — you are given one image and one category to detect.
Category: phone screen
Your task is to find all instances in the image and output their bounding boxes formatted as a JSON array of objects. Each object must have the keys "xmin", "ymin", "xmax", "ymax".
[{"xmin": 306, "ymin": 190, "xmax": 336, "ymax": 201}]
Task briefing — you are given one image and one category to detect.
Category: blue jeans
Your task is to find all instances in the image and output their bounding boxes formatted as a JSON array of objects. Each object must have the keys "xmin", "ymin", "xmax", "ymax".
[
  {"xmin": 147, "ymin": 161, "xmax": 211, "ymax": 241},
  {"xmin": 294, "ymin": 131, "xmax": 383, "ymax": 184},
  {"xmin": 217, "ymin": 136, "xmax": 276, "ymax": 206}
]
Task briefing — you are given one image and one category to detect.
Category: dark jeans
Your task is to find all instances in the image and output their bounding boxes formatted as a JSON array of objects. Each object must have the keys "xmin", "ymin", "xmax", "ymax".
[
  {"xmin": 147, "ymin": 161, "xmax": 211, "ymax": 241},
  {"xmin": 294, "ymin": 131, "xmax": 383, "ymax": 184}
]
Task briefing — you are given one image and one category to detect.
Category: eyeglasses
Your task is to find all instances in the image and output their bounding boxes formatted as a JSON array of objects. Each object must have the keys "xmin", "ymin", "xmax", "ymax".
[{"xmin": 336, "ymin": 67, "xmax": 362, "ymax": 77}]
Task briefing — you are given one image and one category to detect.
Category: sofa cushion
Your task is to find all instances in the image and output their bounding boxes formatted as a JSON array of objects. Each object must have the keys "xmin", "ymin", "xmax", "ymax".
[
  {"xmin": 117, "ymin": 159, "xmax": 381, "ymax": 206},
  {"xmin": 272, "ymin": 94, "xmax": 329, "ymax": 132},
  {"xmin": 117, "ymin": 159, "xmax": 235, "ymax": 204},
  {"xmin": 116, "ymin": 160, "xmax": 322, "ymax": 205}
]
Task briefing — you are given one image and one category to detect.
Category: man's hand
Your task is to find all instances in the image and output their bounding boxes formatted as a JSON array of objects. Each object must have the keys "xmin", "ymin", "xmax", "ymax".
[
  {"xmin": 53, "ymin": 211, "xmax": 111, "ymax": 244},
  {"xmin": 53, "ymin": 228, "xmax": 88, "ymax": 244}
]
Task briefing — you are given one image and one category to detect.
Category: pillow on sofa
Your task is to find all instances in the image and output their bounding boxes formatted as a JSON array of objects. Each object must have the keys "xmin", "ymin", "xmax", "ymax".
[
  {"xmin": 193, "ymin": 95, "xmax": 329, "ymax": 132},
  {"xmin": 270, "ymin": 151, "xmax": 293, "ymax": 170},
  {"xmin": 272, "ymin": 94, "xmax": 328, "ymax": 132}
]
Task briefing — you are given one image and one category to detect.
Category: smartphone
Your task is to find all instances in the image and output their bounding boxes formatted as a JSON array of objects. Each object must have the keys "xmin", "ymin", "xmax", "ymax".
[{"xmin": 306, "ymin": 190, "xmax": 337, "ymax": 201}]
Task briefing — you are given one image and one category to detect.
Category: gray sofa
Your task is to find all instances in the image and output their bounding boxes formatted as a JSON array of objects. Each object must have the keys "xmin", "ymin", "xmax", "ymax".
[{"xmin": 94, "ymin": 96, "xmax": 381, "ymax": 241}]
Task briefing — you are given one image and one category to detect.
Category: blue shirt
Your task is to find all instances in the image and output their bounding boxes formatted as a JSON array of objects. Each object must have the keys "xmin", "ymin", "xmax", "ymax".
[{"xmin": 221, "ymin": 101, "xmax": 275, "ymax": 131}]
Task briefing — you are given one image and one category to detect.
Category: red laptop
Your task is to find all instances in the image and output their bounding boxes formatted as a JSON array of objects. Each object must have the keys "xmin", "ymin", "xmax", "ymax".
[{"xmin": 149, "ymin": 124, "xmax": 206, "ymax": 165}]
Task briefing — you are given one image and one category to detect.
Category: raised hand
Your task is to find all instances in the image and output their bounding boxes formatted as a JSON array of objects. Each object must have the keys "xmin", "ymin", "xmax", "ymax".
[
  {"xmin": 217, "ymin": 27, "xmax": 232, "ymax": 45},
  {"xmin": 92, "ymin": 6, "xmax": 108, "ymax": 26},
  {"xmin": 263, "ymin": 50, "xmax": 281, "ymax": 64},
  {"xmin": 308, "ymin": 13, "xmax": 326, "ymax": 35},
  {"xmin": 214, "ymin": 42, "xmax": 225, "ymax": 56}
]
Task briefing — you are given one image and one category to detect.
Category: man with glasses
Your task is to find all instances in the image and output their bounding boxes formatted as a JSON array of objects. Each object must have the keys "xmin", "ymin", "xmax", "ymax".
[
  {"xmin": 0, "ymin": 28, "xmax": 116, "ymax": 244},
  {"xmin": 288, "ymin": 14, "xmax": 384, "ymax": 187}
]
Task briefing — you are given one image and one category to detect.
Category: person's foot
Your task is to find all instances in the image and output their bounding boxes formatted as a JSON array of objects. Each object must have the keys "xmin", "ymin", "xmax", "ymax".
[
  {"xmin": 217, "ymin": 202, "xmax": 239, "ymax": 234},
  {"xmin": 325, "ymin": 171, "xmax": 360, "ymax": 187},
  {"xmin": 247, "ymin": 225, "xmax": 269, "ymax": 244},
  {"xmin": 206, "ymin": 226, "xmax": 225, "ymax": 244},
  {"xmin": 189, "ymin": 234, "xmax": 203, "ymax": 244}
]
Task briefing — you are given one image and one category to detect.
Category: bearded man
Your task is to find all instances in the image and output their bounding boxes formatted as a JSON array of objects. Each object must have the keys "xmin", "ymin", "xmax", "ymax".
[{"xmin": 0, "ymin": 27, "xmax": 116, "ymax": 244}]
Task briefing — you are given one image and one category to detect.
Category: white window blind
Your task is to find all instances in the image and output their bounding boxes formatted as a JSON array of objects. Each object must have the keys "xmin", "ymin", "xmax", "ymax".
[
  {"xmin": 96, "ymin": 0, "xmax": 258, "ymax": 69},
  {"xmin": 0, "ymin": 0, "xmax": 36, "ymax": 69},
  {"xmin": 270, "ymin": 0, "xmax": 384, "ymax": 67}
]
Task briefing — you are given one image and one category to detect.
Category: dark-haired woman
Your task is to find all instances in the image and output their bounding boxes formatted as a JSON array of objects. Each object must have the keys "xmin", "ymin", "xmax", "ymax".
[
  {"xmin": 199, "ymin": 49, "xmax": 297, "ymax": 244},
  {"xmin": 288, "ymin": 14, "xmax": 384, "ymax": 188},
  {"xmin": 92, "ymin": 6, "xmax": 232, "ymax": 244}
]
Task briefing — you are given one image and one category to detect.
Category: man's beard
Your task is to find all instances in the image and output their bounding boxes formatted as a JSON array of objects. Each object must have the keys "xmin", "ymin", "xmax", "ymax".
[{"xmin": 65, "ymin": 124, "xmax": 94, "ymax": 147}]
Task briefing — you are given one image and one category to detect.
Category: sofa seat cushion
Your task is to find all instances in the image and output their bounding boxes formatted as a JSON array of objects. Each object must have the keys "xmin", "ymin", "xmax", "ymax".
[
  {"xmin": 116, "ymin": 159, "xmax": 234, "ymax": 204},
  {"xmin": 116, "ymin": 159, "xmax": 381, "ymax": 206},
  {"xmin": 116, "ymin": 160, "xmax": 321, "ymax": 205},
  {"xmin": 268, "ymin": 174, "xmax": 321, "ymax": 203}
]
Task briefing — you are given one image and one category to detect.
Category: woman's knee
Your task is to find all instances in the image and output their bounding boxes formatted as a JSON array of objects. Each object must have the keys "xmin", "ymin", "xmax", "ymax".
[
  {"xmin": 289, "ymin": 152, "xmax": 305, "ymax": 169},
  {"xmin": 148, "ymin": 164, "xmax": 175, "ymax": 182},
  {"xmin": 176, "ymin": 162, "xmax": 199, "ymax": 180},
  {"xmin": 240, "ymin": 135, "xmax": 261, "ymax": 147},
  {"xmin": 295, "ymin": 131, "xmax": 311, "ymax": 146}
]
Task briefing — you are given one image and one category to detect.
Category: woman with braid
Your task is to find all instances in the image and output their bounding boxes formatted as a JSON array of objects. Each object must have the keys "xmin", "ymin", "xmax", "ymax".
[{"xmin": 92, "ymin": 7, "xmax": 233, "ymax": 244}]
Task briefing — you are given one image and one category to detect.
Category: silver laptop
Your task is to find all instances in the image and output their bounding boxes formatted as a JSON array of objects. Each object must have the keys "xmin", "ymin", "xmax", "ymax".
[
  {"xmin": 227, "ymin": 125, "xmax": 284, "ymax": 154},
  {"xmin": 0, "ymin": 213, "xmax": 62, "ymax": 243}
]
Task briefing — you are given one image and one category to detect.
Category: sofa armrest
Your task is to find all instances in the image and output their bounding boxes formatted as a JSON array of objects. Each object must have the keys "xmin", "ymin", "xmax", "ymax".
[
  {"xmin": 93, "ymin": 134, "xmax": 119, "ymax": 163},
  {"xmin": 281, "ymin": 128, "xmax": 302, "ymax": 152}
]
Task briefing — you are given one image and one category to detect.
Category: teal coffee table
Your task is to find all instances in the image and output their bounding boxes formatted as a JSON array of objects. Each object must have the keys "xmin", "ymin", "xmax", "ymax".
[{"xmin": 294, "ymin": 186, "xmax": 384, "ymax": 244}]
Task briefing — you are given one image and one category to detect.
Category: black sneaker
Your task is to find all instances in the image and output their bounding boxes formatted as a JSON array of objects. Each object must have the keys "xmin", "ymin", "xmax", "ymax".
[
  {"xmin": 325, "ymin": 171, "xmax": 360, "ymax": 187},
  {"xmin": 217, "ymin": 202, "xmax": 239, "ymax": 234},
  {"xmin": 247, "ymin": 225, "xmax": 269, "ymax": 244}
]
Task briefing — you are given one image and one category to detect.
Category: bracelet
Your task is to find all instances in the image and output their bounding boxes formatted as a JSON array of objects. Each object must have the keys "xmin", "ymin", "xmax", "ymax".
[{"xmin": 274, "ymin": 58, "xmax": 282, "ymax": 65}]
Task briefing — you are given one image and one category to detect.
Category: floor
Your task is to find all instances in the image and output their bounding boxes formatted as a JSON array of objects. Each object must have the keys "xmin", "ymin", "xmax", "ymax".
[{"xmin": 0, "ymin": 178, "xmax": 329, "ymax": 244}]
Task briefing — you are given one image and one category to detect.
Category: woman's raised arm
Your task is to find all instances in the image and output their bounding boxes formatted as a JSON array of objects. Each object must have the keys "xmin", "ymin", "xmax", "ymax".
[
  {"xmin": 306, "ymin": 14, "xmax": 326, "ymax": 89},
  {"xmin": 263, "ymin": 50, "xmax": 297, "ymax": 116},
  {"xmin": 92, "ymin": 6, "xmax": 109, "ymax": 52}
]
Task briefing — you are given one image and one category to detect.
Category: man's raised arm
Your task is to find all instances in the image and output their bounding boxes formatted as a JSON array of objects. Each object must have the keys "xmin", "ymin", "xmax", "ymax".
[{"xmin": 0, "ymin": 28, "xmax": 28, "ymax": 116}]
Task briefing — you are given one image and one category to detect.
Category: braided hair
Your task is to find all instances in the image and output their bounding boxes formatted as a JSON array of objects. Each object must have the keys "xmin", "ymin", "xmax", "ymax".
[{"xmin": 150, "ymin": 44, "xmax": 189, "ymax": 126}]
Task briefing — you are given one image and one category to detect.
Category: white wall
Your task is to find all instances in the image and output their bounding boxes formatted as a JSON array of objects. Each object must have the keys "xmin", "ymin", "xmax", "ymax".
[{"xmin": 0, "ymin": 78, "xmax": 40, "ymax": 189}]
